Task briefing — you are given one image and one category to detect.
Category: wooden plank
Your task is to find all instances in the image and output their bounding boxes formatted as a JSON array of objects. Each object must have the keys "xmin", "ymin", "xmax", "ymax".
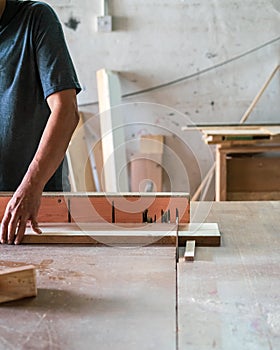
[
  {"xmin": 201, "ymin": 128, "xmax": 271, "ymax": 136},
  {"xmin": 206, "ymin": 135, "xmax": 280, "ymax": 145},
  {"xmin": 0, "ymin": 265, "xmax": 37, "ymax": 304},
  {"xmin": 182, "ymin": 124, "xmax": 280, "ymax": 131},
  {"xmin": 261, "ymin": 126, "xmax": 280, "ymax": 136},
  {"xmin": 92, "ymin": 139, "xmax": 105, "ymax": 191},
  {"xmin": 131, "ymin": 134, "xmax": 165, "ymax": 192},
  {"xmin": 21, "ymin": 222, "xmax": 220, "ymax": 247},
  {"xmin": 140, "ymin": 134, "xmax": 164, "ymax": 154},
  {"xmin": 67, "ymin": 113, "xmax": 96, "ymax": 191},
  {"xmin": 130, "ymin": 154, "xmax": 163, "ymax": 192},
  {"xmin": 96, "ymin": 68, "xmax": 129, "ymax": 192},
  {"xmin": 218, "ymin": 145, "xmax": 280, "ymax": 153},
  {"xmin": 21, "ymin": 222, "xmax": 178, "ymax": 245},
  {"xmin": 184, "ymin": 240, "xmax": 195, "ymax": 261}
]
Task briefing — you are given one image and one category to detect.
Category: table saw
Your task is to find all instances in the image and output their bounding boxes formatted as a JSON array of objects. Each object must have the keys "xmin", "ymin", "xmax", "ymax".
[{"xmin": 0, "ymin": 194, "xmax": 279, "ymax": 349}]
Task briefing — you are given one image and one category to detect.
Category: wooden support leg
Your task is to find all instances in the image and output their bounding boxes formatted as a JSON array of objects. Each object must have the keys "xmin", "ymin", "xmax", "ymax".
[{"xmin": 215, "ymin": 147, "xmax": 227, "ymax": 201}]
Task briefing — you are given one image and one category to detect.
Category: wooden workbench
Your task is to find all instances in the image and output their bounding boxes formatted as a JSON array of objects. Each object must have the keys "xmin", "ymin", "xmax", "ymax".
[
  {"xmin": 0, "ymin": 201, "xmax": 279, "ymax": 349},
  {"xmin": 187, "ymin": 125, "xmax": 280, "ymax": 201}
]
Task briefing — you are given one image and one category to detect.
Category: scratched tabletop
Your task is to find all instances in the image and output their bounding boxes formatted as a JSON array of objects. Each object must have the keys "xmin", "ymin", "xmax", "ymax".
[
  {"xmin": 0, "ymin": 202, "xmax": 279, "ymax": 350},
  {"xmin": 179, "ymin": 201, "xmax": 280, "ymax": 350}
]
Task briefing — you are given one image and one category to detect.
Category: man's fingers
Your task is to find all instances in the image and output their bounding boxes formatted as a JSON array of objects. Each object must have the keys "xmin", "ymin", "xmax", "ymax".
[
  {"xmin": 0, "ymin": 213, "xmax": 10, "ymax": 244},
  {"xmin": 14, "ymin": 219, "xmax": 28, "ymax": 245},
  {"xmin": 31, "ymin": 219, "xmax": 42, "ymax": 235},
  {"xmin": 8, "ymin": 216, "xmax": 21, "ymax": 245}
]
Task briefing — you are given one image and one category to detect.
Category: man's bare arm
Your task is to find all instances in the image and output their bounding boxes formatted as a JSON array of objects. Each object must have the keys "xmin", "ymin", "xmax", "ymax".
[{"xmin": 0, "ymin": 89, "xmax": 79, "ymax": 245}]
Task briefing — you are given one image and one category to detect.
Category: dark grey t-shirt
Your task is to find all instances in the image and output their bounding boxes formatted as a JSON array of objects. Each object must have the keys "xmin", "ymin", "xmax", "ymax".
[{"xmin": 0, "ymin": 0, "xmax": 81, "ymax": 191}]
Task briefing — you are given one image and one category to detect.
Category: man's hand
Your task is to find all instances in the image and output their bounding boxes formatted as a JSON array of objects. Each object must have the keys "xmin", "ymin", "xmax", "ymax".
[{"xmin": 0, "ymin": 183, "xmax": 42, "ymax": 245}]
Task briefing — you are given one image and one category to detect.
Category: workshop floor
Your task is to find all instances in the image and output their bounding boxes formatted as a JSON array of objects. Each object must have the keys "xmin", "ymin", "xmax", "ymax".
[{"xmin": 0, "ymin": 201, "xmax": 279, "ymax": 350}]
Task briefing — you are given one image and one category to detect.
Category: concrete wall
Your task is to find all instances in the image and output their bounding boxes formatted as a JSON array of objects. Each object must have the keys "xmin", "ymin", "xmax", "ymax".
[{"xmin": 46, "ymin": 0, "xmax": 280, "ymax": 197}]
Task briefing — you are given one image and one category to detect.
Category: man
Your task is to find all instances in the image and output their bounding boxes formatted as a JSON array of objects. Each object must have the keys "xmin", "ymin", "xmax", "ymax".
[{"xmin": 0, "ymin": 0, "xmax": 81, "ymax": 244}]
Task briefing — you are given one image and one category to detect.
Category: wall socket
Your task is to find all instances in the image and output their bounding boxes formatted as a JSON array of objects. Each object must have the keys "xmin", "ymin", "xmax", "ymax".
[{"xmin": 97, "ymin": 15, "xmax": 112, "ymax": 32}]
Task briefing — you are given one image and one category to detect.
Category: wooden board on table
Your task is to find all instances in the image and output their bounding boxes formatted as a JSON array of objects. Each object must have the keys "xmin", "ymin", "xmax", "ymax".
[
  {"xmin": 0, "ymin": 265, "xmax": 37, "ymax": 304},
  {"xmin": 21, "ymin": 222, "xmax": 220, "ymax": 247}
]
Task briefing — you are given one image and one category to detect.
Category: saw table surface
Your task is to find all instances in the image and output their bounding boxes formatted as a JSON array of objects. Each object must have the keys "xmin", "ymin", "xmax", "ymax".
[{"xmin": 0, "ymin": 201, "xmax": 279, "ymax": 350}]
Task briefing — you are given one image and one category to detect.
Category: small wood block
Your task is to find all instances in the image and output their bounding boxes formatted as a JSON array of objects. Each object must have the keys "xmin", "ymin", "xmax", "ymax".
[
  {"xmin": 0, "ymin": 265, "xmax": 37, "ymax": 304},
  {"xmin": 184, "ymin": 240, "xmax": 196, "ymax": 261}
]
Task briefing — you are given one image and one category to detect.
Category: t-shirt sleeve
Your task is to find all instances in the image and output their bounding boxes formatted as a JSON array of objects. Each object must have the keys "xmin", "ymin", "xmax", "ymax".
[{"xmin": 32, "ymin": 3, "xmax": 81, "ymax": 99}]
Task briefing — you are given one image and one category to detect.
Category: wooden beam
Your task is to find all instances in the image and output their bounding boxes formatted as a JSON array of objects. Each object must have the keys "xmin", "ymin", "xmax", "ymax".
[{"xmin": 0, "ymin": 265, "xmax": 37, "ymax": 304}]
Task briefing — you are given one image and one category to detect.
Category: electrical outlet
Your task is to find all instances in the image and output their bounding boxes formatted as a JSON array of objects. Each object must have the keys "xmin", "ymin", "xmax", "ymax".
[{"xmin": 97, "ymin": 15, "xmax": 112, "ymax": 32}]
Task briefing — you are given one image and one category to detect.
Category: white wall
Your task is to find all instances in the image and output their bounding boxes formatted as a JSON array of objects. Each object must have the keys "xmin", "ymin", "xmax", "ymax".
[{"xmin": 46, "ymin": 0, "xmax": 280, "ymax": 197}]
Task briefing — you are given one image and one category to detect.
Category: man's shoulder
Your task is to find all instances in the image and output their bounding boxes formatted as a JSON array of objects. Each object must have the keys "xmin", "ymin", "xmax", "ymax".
[{"xmin": 8, "ymin": 0, "xmax": 57, "ymax": 18}]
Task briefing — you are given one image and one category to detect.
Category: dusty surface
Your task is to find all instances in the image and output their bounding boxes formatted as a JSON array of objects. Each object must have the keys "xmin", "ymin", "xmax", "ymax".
[{"xmin": 0, "ymin": 246, "xmax": 176, "ymax": 350}]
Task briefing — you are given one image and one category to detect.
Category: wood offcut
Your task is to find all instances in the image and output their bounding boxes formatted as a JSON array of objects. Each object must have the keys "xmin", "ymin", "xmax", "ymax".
[
  {"xmin": 0, "ymin": 265, "xmax": 37, "ymax": 304},
  {"xmin": 184, "ymin": 240, "xmax": 196, "ymax": 261}
]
